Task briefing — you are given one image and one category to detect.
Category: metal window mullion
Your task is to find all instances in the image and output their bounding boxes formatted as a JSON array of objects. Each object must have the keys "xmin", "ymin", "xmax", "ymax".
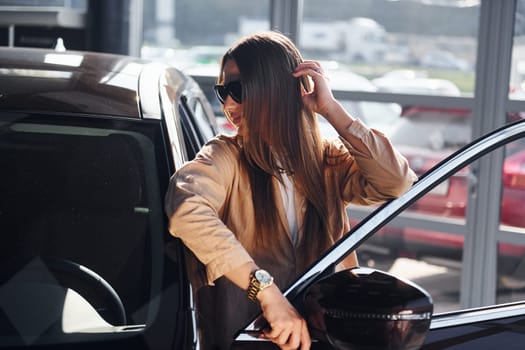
[
  {"xmin": 128, "ymin": 0, "xmax": 144, "ymax": 57},
  {"xmin": 461, "ymin": 0, "xmax": 516, "ymax": 309},
  {"xmin": 8, "ymin": 24, "xmax": 14, "ymax": 47},
  {"xmin": 270, "ymin": 0, "xmax": 302, "ymax": 44}
]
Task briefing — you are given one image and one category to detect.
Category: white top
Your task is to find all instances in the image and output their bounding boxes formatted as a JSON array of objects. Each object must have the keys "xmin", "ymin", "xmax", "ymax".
[{"xmin": 277, "ymin": 174, "xmax": 298, "ymax": 245}]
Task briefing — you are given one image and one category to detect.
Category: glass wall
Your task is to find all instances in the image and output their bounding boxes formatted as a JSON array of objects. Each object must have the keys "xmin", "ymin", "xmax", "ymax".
[
  {"xmin": 301, "ymin": 0, "xmax": 478, "ymax": 97},
  {"xmin": 140, "ymin": 0, "xmax": 525, "ymax": 313},
  {"xmin": 297, "ymin": 0, "xmax": 480, "ymax": 313},
  {"xmin": 510, "ymin": 0, "xmax": 525, "ymax": 100},
  {"xmin": 142, "ymin": 0, "xmax": 270, "ymax": 72},
  {"xmin": 496, "ymin": 0, "xmax": 525, "ymax": 304},
  {"xmin": 141, "ymin": 0, "xmax": 270, "ymax": 120}
]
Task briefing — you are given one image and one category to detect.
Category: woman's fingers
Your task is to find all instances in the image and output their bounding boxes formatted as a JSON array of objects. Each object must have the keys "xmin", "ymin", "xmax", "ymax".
[
  {"xmin": 293, "ymin": 61, "xmax": 324, "ymax": 82},
  {"xmin": 286, "ymin": 329, "xmax": 301, "ymax": 349},
  {"xmin": 292, "ymin": 60, "xmax": 336, "ymax": 116},
  {"xmin": 258, "ymin": 285, "xmax": 311, "ymax": 349},
  {"xmin": 295, "ymin": 60, "xmax": 323, "ymax": 73},
  {"xmin": 299, "ymin": 319, "xmax": 312, "ymax": 350},
  {"xmin": 263, "ymin": 319, "xmax": 308, "ymax": 350},
  {"xmin": 263, "ymin": 325, "xmax": 286, "ymax": 343}
]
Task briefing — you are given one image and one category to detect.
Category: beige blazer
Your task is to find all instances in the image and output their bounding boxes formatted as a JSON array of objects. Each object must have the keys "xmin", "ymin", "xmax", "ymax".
[{"xmin": 164, "ymin": 119, "xmax": 417, "ymax": 349}]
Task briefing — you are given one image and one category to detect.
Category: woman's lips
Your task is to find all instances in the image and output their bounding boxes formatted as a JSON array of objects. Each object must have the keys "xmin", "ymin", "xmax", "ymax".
[{"xmin": 229, "ymin": 114, "xmax": 241, "ymax": 126}]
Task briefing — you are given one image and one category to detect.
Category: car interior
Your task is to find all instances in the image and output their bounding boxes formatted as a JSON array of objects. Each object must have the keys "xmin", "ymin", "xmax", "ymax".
[{"xmin": 0, "ymin": 119, "xmax": 165, "ymax": 341}]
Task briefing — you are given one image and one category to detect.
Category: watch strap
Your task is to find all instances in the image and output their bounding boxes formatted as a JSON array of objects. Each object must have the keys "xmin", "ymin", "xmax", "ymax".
[
  {"xmin": 247, "ymin": 269, "xmax": 273, "ymax": 302},
  {"xmin": 247, "ymin": 274, "xmax": 260, "ymax": 301}
]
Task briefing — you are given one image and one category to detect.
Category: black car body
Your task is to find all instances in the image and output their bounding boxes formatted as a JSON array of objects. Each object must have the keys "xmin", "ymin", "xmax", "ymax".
[
  {"xmin": 0, "ymin": 47, "xmax": 215, "ymax": 349},
  {"xmin": 1, "ymin": 47, "xmax": 525, "ymax": 350}
]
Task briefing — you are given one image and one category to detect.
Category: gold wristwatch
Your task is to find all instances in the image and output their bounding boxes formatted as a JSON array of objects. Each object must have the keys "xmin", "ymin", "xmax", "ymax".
[{"xmin": 247, "ymin": 269, "xmax": 274, "ymax": 302}]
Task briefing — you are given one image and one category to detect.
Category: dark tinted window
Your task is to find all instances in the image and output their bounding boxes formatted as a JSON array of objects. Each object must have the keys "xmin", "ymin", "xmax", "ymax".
[
  {"xmin": 191, "ymin": 98, "xmax": 216, "ymax": 140},
  {"xmin": 0, "ymin": 114, "xmax": 166, "ymax": 345},
  {"xmin": 179, "ymin": 98, "xmax": 204, "ymax": 159}
]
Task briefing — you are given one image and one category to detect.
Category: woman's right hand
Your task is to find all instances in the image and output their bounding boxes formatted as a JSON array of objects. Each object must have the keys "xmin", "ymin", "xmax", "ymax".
[{"xmin": 257, "ymin": 284, "xmax": 312, "ymax": 350}]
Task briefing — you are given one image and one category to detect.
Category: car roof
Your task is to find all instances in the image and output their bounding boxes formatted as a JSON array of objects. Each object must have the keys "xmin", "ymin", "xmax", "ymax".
[{"xmin": 0, "ymin": 47, "xmax": 163, "ymax": 118}]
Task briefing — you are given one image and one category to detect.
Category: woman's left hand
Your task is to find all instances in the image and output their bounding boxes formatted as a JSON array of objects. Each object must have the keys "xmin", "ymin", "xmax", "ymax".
[{"xmin": 292, "ymin": 61, "xmax": 337, "ymax": 117}]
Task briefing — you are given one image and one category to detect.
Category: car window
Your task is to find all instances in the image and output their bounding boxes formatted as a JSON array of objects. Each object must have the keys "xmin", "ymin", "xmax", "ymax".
[
  {"xmin": 0, "ymin": 115, "xmax": 167, "ymax": 346},
  {"xmin": 356, "ymin": 124, "xmax": 525, "ymax": 315},
  {"xmin": 189, "ymin": 97, "xmax": 216, "ymax": 141},
  {"xmin": 178, "ymin": 99, "xmax": 202, "ymax": 159}
]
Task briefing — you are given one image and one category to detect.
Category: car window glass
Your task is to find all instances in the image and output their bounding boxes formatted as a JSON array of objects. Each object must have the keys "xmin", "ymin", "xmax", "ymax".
[
  {"xmin": 356, "ymin": 127, "xmax": 525, "ymax": 314},
  {"xmin": 510, "ymin": 1, "xmax": 525, "ymax": 100},
  {"xmin": 497, "ymin": 135, "xmax": 525, "ymax": 297},
  {"xmin": 190, "ymin": 98, "xmax": 216, "ymax": 141},
  {"xmin": 178, "ymin": 101, "xmax": 201, "ymax": 159},
  {"xmin": 0, "ymin": 116, "xmax": 165, "ymax": 345}
]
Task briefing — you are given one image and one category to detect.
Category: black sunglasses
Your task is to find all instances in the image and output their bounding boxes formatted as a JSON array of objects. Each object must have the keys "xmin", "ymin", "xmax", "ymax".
[{"xmin": 213, "ymin": 80, "xmax": 243, "ymax": 104}]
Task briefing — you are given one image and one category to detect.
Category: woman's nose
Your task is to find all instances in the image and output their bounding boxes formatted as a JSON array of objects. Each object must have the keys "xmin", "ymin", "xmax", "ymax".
[{"xmin": 223, "ymin": 95, "xmax": 238, "ymax": 108}]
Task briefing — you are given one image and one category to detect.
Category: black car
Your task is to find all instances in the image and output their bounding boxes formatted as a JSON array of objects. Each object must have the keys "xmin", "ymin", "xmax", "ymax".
[
  {"xmin": 0, "ymin": 47, "xmax": 215, "ymax": 349},
  {"xmin": 1, "ymin": 47, "xmax": 525, "ymax": 350}
]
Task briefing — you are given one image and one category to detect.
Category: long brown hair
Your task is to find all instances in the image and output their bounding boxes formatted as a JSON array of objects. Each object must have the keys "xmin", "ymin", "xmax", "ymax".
[{"xmin": 218, "ymin": 32, "xmax": 334, "ymax": 268}]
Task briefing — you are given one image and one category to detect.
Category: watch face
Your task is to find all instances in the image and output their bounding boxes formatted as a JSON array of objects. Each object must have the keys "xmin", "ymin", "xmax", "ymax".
[{"xmin": 255, "ymin": 269, "xmax": 272, "ymax": 284}]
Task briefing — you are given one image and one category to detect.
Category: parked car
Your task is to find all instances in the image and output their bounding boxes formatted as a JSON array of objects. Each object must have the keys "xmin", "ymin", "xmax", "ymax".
[
  {"xmin": 2, "ymin": 46, "xmax": 525, "ymax": 350},
  {"xmin": 0, "ymin": 46, "xmax": 217, "ymax": 349},
  {"xmin": 419, "ymin": 50, "xmax": 471, "ymax": 72},
  {"xmin": 372, "ymin": 72, "xmax": 462, "ymax": 96},
  {"xmin": 362, "ymin": 106, "xmax": 525, "ymax": 277}
]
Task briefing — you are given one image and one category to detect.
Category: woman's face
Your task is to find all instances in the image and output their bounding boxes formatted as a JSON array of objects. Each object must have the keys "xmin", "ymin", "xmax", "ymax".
[{"xmin": 221, "ymin": 59, "xmax": 243, "ymax": 128}]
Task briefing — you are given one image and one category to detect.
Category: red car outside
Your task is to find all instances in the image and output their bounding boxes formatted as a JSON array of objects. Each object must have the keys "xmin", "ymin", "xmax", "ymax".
[{"xmin": 362, "ymin": 106, "xmax": 525, "ymax": 276}]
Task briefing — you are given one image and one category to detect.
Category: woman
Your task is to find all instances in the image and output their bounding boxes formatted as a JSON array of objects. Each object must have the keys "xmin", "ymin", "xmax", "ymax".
[{"xmin": 165, "ymin": 31, "xmax": 417, "ymax": 350}]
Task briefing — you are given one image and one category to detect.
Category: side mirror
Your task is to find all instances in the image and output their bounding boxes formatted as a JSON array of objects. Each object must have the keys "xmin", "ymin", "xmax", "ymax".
[{"xmin": 300, "ymin": 267, "xmax": 433, "ymax": 350}]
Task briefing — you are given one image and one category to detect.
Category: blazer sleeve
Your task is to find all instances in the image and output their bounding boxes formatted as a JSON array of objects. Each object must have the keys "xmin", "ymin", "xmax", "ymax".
[
  {"xmin": 327, "ymin": 118, "xmax": 418, "ymax": 205},
  {"xmin": 165, "ymin": 137, "xmax": 254, "ymax": 285}
]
